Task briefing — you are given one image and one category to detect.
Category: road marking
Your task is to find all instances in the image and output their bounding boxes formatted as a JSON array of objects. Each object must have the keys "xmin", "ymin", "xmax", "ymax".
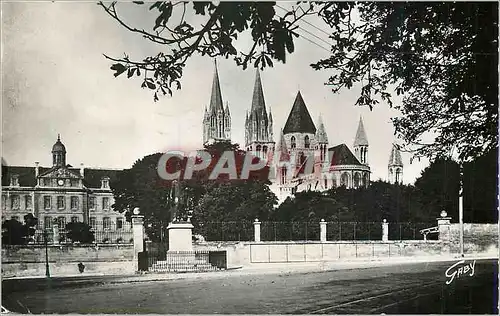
[{"xmin": 308, "ymin": 281, "xmax": 443, "ymax": 314}]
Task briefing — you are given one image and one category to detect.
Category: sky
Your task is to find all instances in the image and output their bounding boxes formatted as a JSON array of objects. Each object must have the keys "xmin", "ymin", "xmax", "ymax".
[{"xmin": 1, "ymin": 2, "xmax": 429, "ymax": 184}]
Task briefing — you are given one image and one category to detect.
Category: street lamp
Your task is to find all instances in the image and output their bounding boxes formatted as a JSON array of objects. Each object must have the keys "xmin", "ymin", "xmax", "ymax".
[{"xmin": 43, "ymin": 229, "xmax": 50, "ymax": 278}]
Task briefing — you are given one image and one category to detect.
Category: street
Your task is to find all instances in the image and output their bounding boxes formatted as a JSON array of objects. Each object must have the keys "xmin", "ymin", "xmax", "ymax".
[{"xmin": 2, "ymin": 259, "xmax": 498, "ymax": 314}]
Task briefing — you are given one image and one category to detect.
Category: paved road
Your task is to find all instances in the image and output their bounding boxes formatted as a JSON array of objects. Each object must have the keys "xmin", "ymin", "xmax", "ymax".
[{"xmin": 2, "ymin": 259, "xmax": 498, "ymax": 314}]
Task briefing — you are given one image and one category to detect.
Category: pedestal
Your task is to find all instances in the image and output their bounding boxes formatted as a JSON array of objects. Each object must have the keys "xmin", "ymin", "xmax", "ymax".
[{"xmin": 167, "ymin": 222, "xmax": 194, "ymax": 252}]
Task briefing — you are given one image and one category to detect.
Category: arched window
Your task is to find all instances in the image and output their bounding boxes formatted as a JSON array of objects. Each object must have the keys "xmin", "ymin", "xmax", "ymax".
[
  {"xmin": 291, "ymin": 136, "xmax": 296, "ymax": 149},
  {"xmin": 353, "ymin": 173, "xmax": 361, "ymax": 188},
  {"xmin": 362, "ymin": 173, "xmax": 368, "ymax": 187},
  {"xmin": 281, "ymin": 167, "xmax": 287, "ymax": 185},
  {"xmin": 256, "ymin": 145, "xmax": 262, "ymax": 158},
  {"xmin": 340, "ymin": 173, "xmax": 349, "ymax": 187},
  {"xmin": 263, "ymin": 146, "xmax": 268, "ymax": 158},
  {"xmin": 304, "ymin": 135, "xmax": 310, "ymax": 148},
  {"xmin": 332, "ymin": 175, "xmax": 337, "ymax": 188},
  {"xmin": 395, "ymin": 168, "xmax": 401, "ymax": 183}
]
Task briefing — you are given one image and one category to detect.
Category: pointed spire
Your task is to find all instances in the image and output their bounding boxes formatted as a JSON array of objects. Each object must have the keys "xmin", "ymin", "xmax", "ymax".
[
  {"xmin": 389, "ymin": 144, "xmax": 403, "ymax": 166},
  {"xmin": 57, "ymin": 134, "xmax": 61, "ymax": 141},
  {"xmin": 283, "ymin": 91, "xmax": 317, "ymax": 134},
  {"xmin": 251, "ymin": 69, "xmax": 267, "ymax": 116},
  {"xmin": 316, "ymin": 114, "xmax": 328, "ymax": 143},
  {"xmin": 225, "ymin": 101, "xmax": 230, "ymax": 115},
  {"xmin": 353, "ymin": 116, "xmax": 369, "ymax": 146},
  {"xmin": 268, "ymin": 107, "xmax": 273, "ymax": 122},
  {"xmin": 209, "ymin": 59, "xmax": 224, "ymax": 113},
  {"xmin": 277, "ymin": 129, "xmax": 289, "ymax": 161}
]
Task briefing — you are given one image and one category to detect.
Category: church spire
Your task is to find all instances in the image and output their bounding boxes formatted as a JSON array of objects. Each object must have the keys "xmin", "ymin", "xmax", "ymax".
[
  {"xmin": 388, "ymin": 143, "xmax": 404, "ymax": 184},
  {"xmin": 251, "ymin": 69, "xmax": 267, "ymax": 116},
  {"xmin": 353, "ymin": 116, "xmax": 368, "ymax": 146},
  {"xmin": 209, "ymin": 59, "xmax": 224, "ymax": 113},
  {"xmin": 316, "ymin": 114, "xmax": 328, "ymax": 144}
]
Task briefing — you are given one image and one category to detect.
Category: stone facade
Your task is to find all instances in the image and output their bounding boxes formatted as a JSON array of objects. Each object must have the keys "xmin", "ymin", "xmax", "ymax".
[{"xmin": 1, "ymin": 136, "xmax": 128, "ymax": 234}]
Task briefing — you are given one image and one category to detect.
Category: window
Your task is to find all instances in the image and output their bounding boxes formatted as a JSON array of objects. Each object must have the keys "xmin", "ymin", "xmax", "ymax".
[
  {"xmin": 70, "ymin": 196, "xmax": 79, "ymax": 210},
  {"xmin": 57, "ymin": 217, "xmax": 66, "ymax": 230},
  {"xmin": 102, "ymin": 197, "xmax": 110, "ymax": 211},
  {"xmin": 25, "ymin": 195, "xmax": 32, "ymax": 209},
  {"xmin": 340, "ymin": 173, "xmax": 349, "ymax": 187},
  {"xmin": 11, "ymin": 195, "xmax": 20, "ymax": 209},
  {"xmin": 44, "ymin": 196, "xmax": 51, "ymax": 209},
  {"xmin": 70, "ymin": 179, "xmax": 79, "ymax": 187},
  {"xmin": 263, "ymin": 146, "xmax": 268, "ymax": 158},
  {"xmin": 280, "ymin": 167, "xmax": 287, "ymax": 185},
  {"xmin": 353, "ymin": 173, "xmax": 361, "ymax": 188},
  {"xmin": 71, "ymin": 216, "xmax": 79, "ymax": 223},
  {"xmin": 10, "ymin": 175, "xmax": 19, "ymax": 187},
  {"xmin": 290, "ymin": 136, "xmax": 296, "ymax": 149},
  {"xmin": 116, "ymin": 218, "xmax": 123, "ymax": 230},
  {"xmin": 44, "ymin": 216, "xmax": 53, "ymax": 229},
  {"xmin": 89, "ymin": 197, "xmax": 96, "ymax": 210},
  {"xmin": 103, "ymin": 217, "xmax": 111, "ymax": 230},
  {"xmin": 395, "ymin": 169, "xmax": 401, "ymax": 183},
  {"xmin": 101, "ymin": 178, "xmax": 109, "ymax": 189},
  {"xmin": 304, "ymin": 135, "xmax": 310, "ymax": 148},
  {"xmin": 89, "ymin": 217, "xmax": 97, "ymax": 229},
  {"xmin": 57, "ymin": 196, "xmax": 65, "ymax": 210}
]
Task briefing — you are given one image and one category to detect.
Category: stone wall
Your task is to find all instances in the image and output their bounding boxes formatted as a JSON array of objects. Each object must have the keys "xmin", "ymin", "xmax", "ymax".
[
  {"xmin": 448, "ymin": 223, "xmax": 498, "ymax": 253},
  {"xmin": 2, "ymin": 244, "xmax": 134, "ymax": 278}
]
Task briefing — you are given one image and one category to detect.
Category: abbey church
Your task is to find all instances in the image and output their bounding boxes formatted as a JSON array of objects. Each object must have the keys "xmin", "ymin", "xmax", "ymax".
[{"xmin": 202, "ymin": 63, "xmax": 403, "ymax": 203}]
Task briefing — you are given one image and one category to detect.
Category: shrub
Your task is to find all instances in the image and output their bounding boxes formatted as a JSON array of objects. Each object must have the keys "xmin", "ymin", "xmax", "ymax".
[{"xmin": 65, "ymin": 222, "xmax": 95, "ymax": 244}]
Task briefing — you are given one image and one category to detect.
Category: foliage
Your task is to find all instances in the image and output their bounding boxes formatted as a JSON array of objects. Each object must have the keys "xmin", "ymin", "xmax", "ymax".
[
  {"xmin": 65, "ymin": 222, "xmax": 95, "ymax": 244},
  {"xmin": 1, "ymin": 214, "xmax": 38, "ymax": 245},
  {"xmin": 101, "ymin": 2, "xmax": 497, "ymax": 162}
]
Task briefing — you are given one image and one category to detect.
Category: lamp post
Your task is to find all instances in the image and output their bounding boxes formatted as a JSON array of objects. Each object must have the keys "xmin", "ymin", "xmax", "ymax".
[{"xmin": 43, "ymin": 229, "xmax": 50, "ymax": 278}]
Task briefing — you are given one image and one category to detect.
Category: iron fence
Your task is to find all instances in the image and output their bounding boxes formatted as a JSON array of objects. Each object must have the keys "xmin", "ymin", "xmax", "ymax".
[
  {"xmin": 30, "ymin": 226, "xmax": 133, "ymax": 245},
  {"xmin": 189, "ymin": 221, "xmax": 437, "ymax": 242},
  {"xmin": 193, "ymin": 221, "xmax": 254, "ymax": 242},
  {"xmin": 144, "ymin": 248, "xmax": 224, "ymax": 273}
]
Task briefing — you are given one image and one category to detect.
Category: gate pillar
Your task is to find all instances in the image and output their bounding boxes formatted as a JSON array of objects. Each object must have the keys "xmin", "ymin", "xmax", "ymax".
[{"xmin": 131, "ymin": 208, "xmax": 145, "ymax": 272}]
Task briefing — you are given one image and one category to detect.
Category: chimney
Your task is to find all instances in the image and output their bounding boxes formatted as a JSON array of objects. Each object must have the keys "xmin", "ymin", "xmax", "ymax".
[
  {"xmin": 80, "ymin": 163, "xmax": 84, "ymax": 177},
  {"xmin": 35, "ymin": 162, "xmax": 39, "ymax": 177}
]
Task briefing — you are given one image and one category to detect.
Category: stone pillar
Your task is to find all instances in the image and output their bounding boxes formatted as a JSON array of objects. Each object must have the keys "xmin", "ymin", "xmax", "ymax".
[
  {"xmin": 382, "ymin": 219, "xmax": 388, "ymax": 242},
  {"xmin": 320, "ymin": 219, "xmax": 327, "ymax": 242},
  {"xmin": 437, "ymin": 210, "xmax": 452, "ymax": 242},
  {"xmin": 131, "ymin": 208, "xmax": 145, "ymax": 272},
  {"xmin": 167, "ymin": 222, "xmax": 194, "ymax": 252},
  {"xmin": 254, "ymin": 219, "xmax": 261, "ymax": 242}
]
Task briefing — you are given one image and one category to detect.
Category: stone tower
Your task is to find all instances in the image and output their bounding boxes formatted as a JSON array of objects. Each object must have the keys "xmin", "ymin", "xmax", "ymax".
[
  {"xmin": 353, "ymin": 116, "xmax": 369, "ymax": 165},
  {"xmin": 315, "ymin": 114, "xmax": 329, "ymax": 162},
  {"xmin": 244, "ymin": 69, "xmax": 274, "ymax": 160},
  {"xmin": 52, "ymin": 134, "xmax": 66, "ymax": 167},
  {"xmin": 202, "ymin": 60, "xmax": 231, "ymax": 144},
  {"xmin": 388, "ymin": 144, "xmax": 404, "ymax": 184}
]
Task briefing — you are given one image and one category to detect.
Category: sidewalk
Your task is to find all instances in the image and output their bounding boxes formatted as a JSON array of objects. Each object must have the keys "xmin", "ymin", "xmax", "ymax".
[{"xmin": 4, "ymin": 254, "xmax": 497, "ymax": 283}]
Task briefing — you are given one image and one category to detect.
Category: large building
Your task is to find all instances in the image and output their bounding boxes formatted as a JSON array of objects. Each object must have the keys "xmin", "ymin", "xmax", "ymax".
[
  {"xmin": 1, "ymin": 136, "xmax": 130, "ymax": 243},
  {"xmin": 239, "ymin": 70, "xmax": 373, "ymax": 202}
]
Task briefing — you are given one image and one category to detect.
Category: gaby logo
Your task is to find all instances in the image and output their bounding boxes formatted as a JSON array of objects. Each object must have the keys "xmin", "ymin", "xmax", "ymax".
[{"xmin": 444, "ymin": 260, "xmax": 476, "ymax": 285}]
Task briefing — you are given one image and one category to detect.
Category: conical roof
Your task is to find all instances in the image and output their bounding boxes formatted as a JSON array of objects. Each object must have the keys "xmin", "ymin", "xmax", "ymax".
[
  {"xmin": 316, "ymin": 115, "xmax": 328, "ymax": 143},
  {"xmin": 283, "ymin": 91, "xmax": 317, "ymax": 134},
  {"xmin": 251, "ymin": 69, "xmax": 267, "ymax": 116},
  {"xmin": 209, "ymin": 60, "xmax": 224, "ymax": 113},
  {"xmin": 388, "ymin": 144, "xmax": 403, "ymax": 166},
  {"xmin": 353, "ymin": 116, "xmax": 368, "ymax": 146},
  {"xmin": 277, "ymin": 129, "xmax": 289, "ymax": 161}
]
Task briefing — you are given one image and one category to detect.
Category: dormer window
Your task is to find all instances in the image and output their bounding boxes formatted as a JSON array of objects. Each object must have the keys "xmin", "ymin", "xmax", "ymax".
[
  {"xmin": 10, "ymin": 175, "xmax": 19, "ymax": 187},
  {"xmin": 101, "ymin": 177, "xmax": 110, "ymax": 189}
]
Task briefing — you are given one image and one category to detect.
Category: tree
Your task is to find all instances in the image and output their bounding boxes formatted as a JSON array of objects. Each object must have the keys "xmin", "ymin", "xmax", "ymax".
[
  {"xmin": 101, "ymin": 2, "xmax": 497, "ymax": 162},
  {"xmin": 1, "ymin": 214, "xmax": 38, "ymax": 245},
  {"xmin": 110, "ymin": 141, "xmax": 276, "ymax": 241},
  {"xmin": 65, "ymin": 222, "xmax": 95, "ymax": 244}
]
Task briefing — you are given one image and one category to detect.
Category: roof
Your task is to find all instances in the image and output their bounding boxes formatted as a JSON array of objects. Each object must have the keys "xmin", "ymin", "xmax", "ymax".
[
  {"xmin": 251, "ymin": 69, "xmax": 267, "ymax": 116},
  {"xmin": 52, "ymin": 135, "xmax": 66, "ymax": 153},
  {"xmin": 353, "ymin": 116, "xmax": 369, "ymax": 146},
  {"xmin": 328, "ymin": 144, "xmax": 363, "ymax": 166},
  {"xmin": 388, "ymin": 144, "xmax": 404, "ymax": 166},
  {"xmin": 283, "ymin": 91, "xmax": 317, "ymax": 134},
  {"xmin": 209, "ymin": 60, "xmax": 224, "ymax": 114},
  {"xmin": 2, "ymin": 165, "xmax": 120, "ymax": 189}
]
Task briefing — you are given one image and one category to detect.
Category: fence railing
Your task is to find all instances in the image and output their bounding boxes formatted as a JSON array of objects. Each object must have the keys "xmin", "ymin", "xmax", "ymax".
[
  {"xmin": 30, "ymin": 227, "xmax": 133, "ymax": 245},
  {"xmin": 181, "ymin": 221, "xmax": 437, "ymax": 242},
  {"xmin": 143, "ymin": 248, "xmax": 224, "ymax": 272}
]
